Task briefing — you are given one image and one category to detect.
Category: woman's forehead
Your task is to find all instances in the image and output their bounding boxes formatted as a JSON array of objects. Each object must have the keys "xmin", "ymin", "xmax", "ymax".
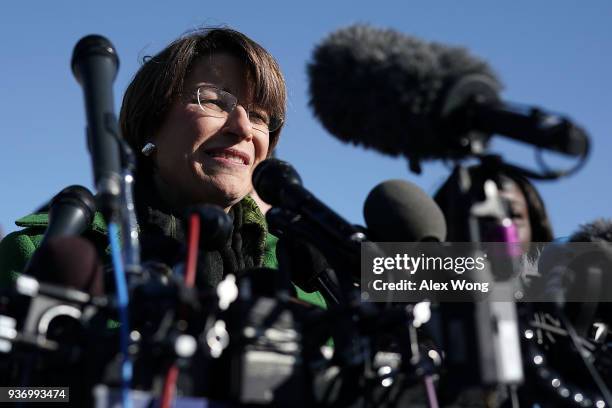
[
  {"xmin": 500, "ymin": 181, "xmax": 527, "ymax": 207},
  {"xmin": 186, "ymin": 53, "xmax": 252, "ymax": 99}
]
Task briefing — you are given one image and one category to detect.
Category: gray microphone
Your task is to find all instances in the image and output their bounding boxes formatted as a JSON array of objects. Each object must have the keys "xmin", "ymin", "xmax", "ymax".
[{"xmin": 364, "ymin": 179, "xmax": 447, "ymax": 242}]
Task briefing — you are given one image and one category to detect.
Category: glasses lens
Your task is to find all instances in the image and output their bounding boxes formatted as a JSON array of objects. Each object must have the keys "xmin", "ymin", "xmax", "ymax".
[
  {"xmin": 249, "ymin": 116, "xmax": 283, "ymax": 134},
  {"xmin": 197, "ymin": 87, "xmax": 235, "ymax": 118},
  {"xmin": 248, "ymin": 110, "xmax": 278, "ymax": 134},
  {"xmin": 267, "ymin": 116, "xmax": 283, "ymax": 133}
]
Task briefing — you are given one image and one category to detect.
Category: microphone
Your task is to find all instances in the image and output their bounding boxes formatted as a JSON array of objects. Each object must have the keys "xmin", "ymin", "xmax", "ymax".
[
  {"xmin": 26, "ymin": 236, "xmax": 104, "ymax": 297},
  {"xmin": 254, "ymin": 159, "xmax": 373, "ymax": 303},
  {"xmin": 308, "ymin": 24, "xmax": 589, "ymax": 170},
  {"xmin": 186, "ymin": 205, "xmax": 234, "ymax": 251},
  {"xmin": 13, "ymin": 236, "xmax": 105, "ymax": 398},
  {"xmin": 40, "ymin": 185, "xmax": 96, "ymax": 247},
  {"xmin": 71, "ymin": 35, "xmax": 122, "ymax": 217},
  {"xmin": 363, "ymin": 182, "xmax": 522, "ymax": 387},
  {"xmin": 253, "ymin": 159, "xmax": 367, "ymax": 251},
  {"xmin": 363, "ymin": 179, "xmax": 446, "ymax": 242}
]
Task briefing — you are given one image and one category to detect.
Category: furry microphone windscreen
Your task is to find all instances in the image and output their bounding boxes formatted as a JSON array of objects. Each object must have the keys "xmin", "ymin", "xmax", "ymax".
[{"xmin": 307, "ymin": 24, "xmax": 501, "ymax": 161}]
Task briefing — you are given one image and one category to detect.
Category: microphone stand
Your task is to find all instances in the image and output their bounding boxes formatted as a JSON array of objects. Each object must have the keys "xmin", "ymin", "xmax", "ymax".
[
  {"xmin": 117, "ymin": 137, "xmax": 142, "ymax": 277},
  {"xmin": 267, "ymin": 208, "xmax": 349, "ymax": 307},
  {"xmin": 72, "ymin": 35, "xmax": 141, "ymax": 407},
  {"xmin": 440, "ymin": 155, "xmax": 523, "ymax": 406}
]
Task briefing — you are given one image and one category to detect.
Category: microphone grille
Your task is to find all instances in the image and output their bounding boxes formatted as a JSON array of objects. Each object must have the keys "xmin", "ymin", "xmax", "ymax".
[
  {"xmin": 252, "ymin": 159, "xmax": 302, "ymax": 207},
  {"xmin": 364, "ymin": 179, "xmax": 447, "ymax": 242},
  {"xmin": 308, "ymin": 24, "xmax": 443, "ymax": 157},
  {"xmin": 71, "ymin": 34, "xmax": 119, "ymax": 81}
]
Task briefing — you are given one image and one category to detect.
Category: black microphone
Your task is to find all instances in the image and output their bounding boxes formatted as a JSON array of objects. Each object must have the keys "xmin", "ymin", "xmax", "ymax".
[
  {"xmin": 13, "ymin": 236, "xmax": 106, "ymax": 399},
  {"xmin": 26, "ymin": 236, "xmax": 105, "ymax": 297},
  {"xmin": 41, "ymin": 185, "xmax": 96, "ymax": 247},
  {"xmin": 253, "ymin": 159, "xmax": 367, "ymax": 251},
  {"xmin": 185, "ymin": 205, "xmax": 234, "ymax": 251},
  {"xmin": 363, "ymin": 179, "xmax": 447, "ymax": 242},
  {"xmin": 308, "ymin": 24, "xmax": 589, "ymax": 170},
  {"xmin": 71, "ymin": 35, "xmax": 122, "ymax": 217}
]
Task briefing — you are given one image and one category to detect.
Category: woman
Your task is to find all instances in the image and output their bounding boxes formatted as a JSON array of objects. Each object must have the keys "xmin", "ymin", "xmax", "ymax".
[
  {"xmin": 120, "ymin": 26, "xmax": 285, "ymax": 289},
  {"xmin": 433, "ymin": 165, "xmax": 554, "ymax": 246},
  {"xmin": 0, "ymin": 27, "xmax": 324, "ymax": 307}
]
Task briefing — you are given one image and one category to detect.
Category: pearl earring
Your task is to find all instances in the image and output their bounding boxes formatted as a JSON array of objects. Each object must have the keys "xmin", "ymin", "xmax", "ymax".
[{"xmin": 141, "ymin": 142, "xmax": 157, "ymax": 157}]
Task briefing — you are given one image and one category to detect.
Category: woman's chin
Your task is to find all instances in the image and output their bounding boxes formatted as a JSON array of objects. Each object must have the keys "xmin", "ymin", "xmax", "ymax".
[
  {"xmin": 195, "ymin": 180, "xmax": 247, "ymax": 207},
  {"xmin": 190, "ymin": 163, "xmax": 250, "ymax": 204}
]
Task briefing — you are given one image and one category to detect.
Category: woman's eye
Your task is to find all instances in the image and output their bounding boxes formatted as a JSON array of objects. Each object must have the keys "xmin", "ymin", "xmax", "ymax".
[
  {"xmin": 200, "ymin": 99, "xmax": 226, "ymax": 111},
  {"xmin": 510, "ymin": 210, "xmax": 526, "ymax": 221},
  {"xmin": 249, "ymin": 112, "xmax": 269, "ymax": 126}
]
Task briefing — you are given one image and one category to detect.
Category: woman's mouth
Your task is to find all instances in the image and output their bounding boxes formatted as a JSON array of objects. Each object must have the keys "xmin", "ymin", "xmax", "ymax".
[{"xmin": 204, "ymin": 148, "xmax": 250, "ymax": 166}]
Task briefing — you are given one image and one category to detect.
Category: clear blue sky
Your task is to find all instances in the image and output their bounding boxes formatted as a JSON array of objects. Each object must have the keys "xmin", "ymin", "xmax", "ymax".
[{"xmin": 1, "ymin": 1, "xmax": 610, "ymax": 238}]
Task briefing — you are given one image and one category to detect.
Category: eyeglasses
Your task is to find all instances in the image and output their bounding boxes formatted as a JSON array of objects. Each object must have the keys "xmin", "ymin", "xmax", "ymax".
[{"xmin": 190, "ymin": 85, "xmax": 283, "ymax": 134}]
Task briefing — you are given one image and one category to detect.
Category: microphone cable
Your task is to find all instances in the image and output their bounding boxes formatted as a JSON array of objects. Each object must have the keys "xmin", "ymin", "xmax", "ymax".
[
  {"xmin": 108, "ymin": 221, "xmax": 132, "ymax": 408},
  {"xmin": 184, "ymin": 213, "xmax": 201, "ymax": 287},
  {"xmin": 160, "ymin": 213, "xmax": 201, "ymax": 408}
]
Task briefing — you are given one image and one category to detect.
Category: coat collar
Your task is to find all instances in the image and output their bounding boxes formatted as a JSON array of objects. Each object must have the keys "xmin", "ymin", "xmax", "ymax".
[
  {"xmin": 15, "ymin": 211, "xmax": 108, "ymax": 234},
  {"xmin": 14, "ymin": 196, "xmax": 267, "ymax": 244}
]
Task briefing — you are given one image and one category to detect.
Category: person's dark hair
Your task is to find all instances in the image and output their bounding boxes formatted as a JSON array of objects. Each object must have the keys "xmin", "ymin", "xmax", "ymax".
[
  {"xmin": 119, "ymin": 27, "xmax": 286, "ymax": 157},
  {"xmin": 434, "ymin": 165, "xmax": 554, "ymax": 243}
]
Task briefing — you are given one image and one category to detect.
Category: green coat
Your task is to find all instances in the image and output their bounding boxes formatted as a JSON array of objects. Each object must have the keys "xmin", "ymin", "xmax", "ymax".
[{"xmin": 0, "ymin": 197, "xmax": 326, "ymax": 309}]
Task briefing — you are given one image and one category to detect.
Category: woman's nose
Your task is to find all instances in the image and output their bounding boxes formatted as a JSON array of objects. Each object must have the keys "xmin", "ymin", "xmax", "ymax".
[{"xmin": 223, "ymin": 104, "xmax": 253, "ymax": 141}]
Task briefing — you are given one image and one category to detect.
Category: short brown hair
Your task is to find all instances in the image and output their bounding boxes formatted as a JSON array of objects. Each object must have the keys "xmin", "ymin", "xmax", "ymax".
[{"xmin": 119, "ymin": 27, "xmax": 286, "ymax": 157}]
